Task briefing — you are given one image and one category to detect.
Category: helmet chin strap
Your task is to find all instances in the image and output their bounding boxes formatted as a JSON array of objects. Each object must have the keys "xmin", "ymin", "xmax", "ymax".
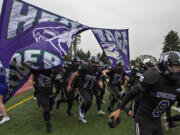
[{"xmin": 162, "ymin": 65, "xmax": 172, "ymax": 75}]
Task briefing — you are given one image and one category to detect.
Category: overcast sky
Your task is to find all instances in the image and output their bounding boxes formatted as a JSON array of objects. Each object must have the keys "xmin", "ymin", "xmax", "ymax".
[{"xmin": 0, "ymin": 0, "xmax": 180, "ymax": 60}]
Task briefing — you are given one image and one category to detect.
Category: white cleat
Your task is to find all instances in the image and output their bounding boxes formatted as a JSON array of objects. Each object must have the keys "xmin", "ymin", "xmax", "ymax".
[
  {"xmin": 79, "ymin": 117, "xmax": 87, "ymax": 123},
  {"xmin": 97, "ymin": 110, "xmax": 106, "ymax": 115},
  {"xmin": 79, "ymin": 105, "xmax": 87, "ymax": 123},
  {"xmin": 0, "ymin": 117, "xmax": 10, "ymax": 124},
  {"xmin": 101, "ymin": 100, "xmax": 106, "ymax": 104},
  {"xmin": 33, "ymin": 97, "xmax": 37, "ymax": 100}
]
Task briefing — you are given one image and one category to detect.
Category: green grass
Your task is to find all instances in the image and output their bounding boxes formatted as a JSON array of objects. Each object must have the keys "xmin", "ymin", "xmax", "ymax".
[{"xmin": 0, "ymin": 90, "xmax": 180, "ymax": 135}]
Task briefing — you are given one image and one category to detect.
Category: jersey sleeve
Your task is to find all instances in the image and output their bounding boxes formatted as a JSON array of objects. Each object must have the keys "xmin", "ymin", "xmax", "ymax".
[
  {"xmin": 118, "ymin": 84, "xmax": 142, "ymax": 110},
  {"xmin": 118, "ymin": 70, "xmax": 159, "ymax": 110},
  {"xmin": 142, "ymin": 70, "xmax": 159, "ymax": 85}
]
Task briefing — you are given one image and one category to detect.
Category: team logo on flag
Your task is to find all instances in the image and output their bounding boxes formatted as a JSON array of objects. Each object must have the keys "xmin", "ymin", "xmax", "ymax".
[{"xmin": 33, "ymin": 26, "xmax": 70, "ymax": 43}]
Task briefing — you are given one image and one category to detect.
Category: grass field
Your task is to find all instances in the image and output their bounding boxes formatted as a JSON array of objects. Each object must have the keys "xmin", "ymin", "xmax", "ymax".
[{"xmin": 0, "ymin": 90, "xmax": 180, "ymax": 135}]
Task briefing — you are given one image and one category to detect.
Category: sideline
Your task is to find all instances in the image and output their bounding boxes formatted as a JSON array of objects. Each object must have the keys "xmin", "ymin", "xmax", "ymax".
[{"xmin": 6, "ymin": 96, "xmax": 33, "ymax": 112}]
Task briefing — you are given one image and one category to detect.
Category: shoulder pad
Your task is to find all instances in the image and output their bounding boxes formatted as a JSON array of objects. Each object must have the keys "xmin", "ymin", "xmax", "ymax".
[
  {"xmin": 78, "ymin": 64, "xmax": 87, "ymax": 70},
  {"xmin": 143, "ymin": 70, "xmax": 159, "ymax": 85}
]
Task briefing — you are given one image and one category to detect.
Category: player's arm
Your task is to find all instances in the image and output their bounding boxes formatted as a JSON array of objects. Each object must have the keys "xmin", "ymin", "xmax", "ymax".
[
  {"xmin": 102, "ymin": 69, "xmax": 109, "ymax": 75},
  {"xmin": 109, "ymin": 70, "xmax": 159, "ymax": 121},
  {"xmin": 67, "ymin": 71, "xmax": 79, "ymax": 92},
  {"xmin": 98, "ymin": 80, "xmax": 103, "ymax": 89},
  {"xmin": 109, "ymin": 84, "xmax": 142, "ymax": 120}
]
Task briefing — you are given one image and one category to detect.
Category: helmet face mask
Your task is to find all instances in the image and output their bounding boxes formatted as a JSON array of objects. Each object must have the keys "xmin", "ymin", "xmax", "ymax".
[
  {"xmin": 143, "ymin": 58, "xmax": 156, "ymax": 70},
  {"xmin": 72, "ymin": 57, "xmax": 81, "ymax": 64},
  {"xmin": 158, "ymin": 51, "xmax": 180, "ymax": 74}
]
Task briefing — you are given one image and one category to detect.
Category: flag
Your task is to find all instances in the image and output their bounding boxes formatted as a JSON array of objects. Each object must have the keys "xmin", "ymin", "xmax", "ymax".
[
  {"xmin": 0, "ymin": 0, "xmax": 89, "ymax": 101},
  {"xmin": 91, "ymin": 28, "xmax": 130, "ymax": 69}
]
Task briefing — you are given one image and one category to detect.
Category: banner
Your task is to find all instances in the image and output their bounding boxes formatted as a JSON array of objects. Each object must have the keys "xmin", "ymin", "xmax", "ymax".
[
  {"xmin": 0, "ymin": 0, "xmax": 89, "ymax": 101},
  {"xmin": 91, "ymin": 28, "xmax": 130, "ymax": 69},
  {"xmin": 0, "ymin": 0, "xmax": 88, "ymax": 67},
  {"xmin": 0, "ymin": 0, "xmax": 130, "ymax": 102}
]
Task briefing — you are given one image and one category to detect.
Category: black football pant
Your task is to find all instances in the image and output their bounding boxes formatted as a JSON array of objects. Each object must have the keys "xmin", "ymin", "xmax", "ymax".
[
  {"xmin": 93, "ymin": 87, "xmax": 101, "ymax": 111},
  {"xmin": 76, "ymin": 88, "xmax": 93, "ymax": 114},
  {"xmin": 135, "ymin": 120, "xmax": 163, "ymax": 135},
  {"xmin": 37, "ymin": 95, "xmax": 54, "ymax": 122},
  {"xmin": 64, "ymin": 85, "xmax": 76, "ymax": 113},
  {"xmin": 107, "ymin": 85, "xmax": 122, "ymax": 111},
  {"xmin": 34, "ymin": 85, "xmax": 54, "ymax": 122}
]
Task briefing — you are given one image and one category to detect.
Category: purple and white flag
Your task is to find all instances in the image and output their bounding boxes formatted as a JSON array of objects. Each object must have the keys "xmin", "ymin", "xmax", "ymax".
[
  {"xmin": 91, "ymin": 28, "xmax": 130, "ymax": 69},
  {"xmin": 0, "ymin": 0, "xmax": 89, "ymax": 101},
  {"xmin": 0, "ymin": 0, "xmax": 88, "ymax": 67}
]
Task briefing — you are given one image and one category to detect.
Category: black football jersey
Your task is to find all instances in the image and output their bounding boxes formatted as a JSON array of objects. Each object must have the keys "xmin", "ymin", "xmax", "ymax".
[
  {"xmin": 119, "ymin": 69, "xmax": 180, "ymax": 123},
  {"xmin": 127, "ymin": 66, "xmax": 144, "ymax": 88},
  {"xmin": 77, "ymin": 64, "xmax": 102, "ymax": 90},
  {"xmin": 136, "ymin": 74, "xmax": 180, "ymax": 122},
  {"xmin": 107, "ymin": 67, "xmax": 126, "ymax": 86},
  {"xmin": 32, "ymin": 70, "xmax": 55, "ymax": 89}
]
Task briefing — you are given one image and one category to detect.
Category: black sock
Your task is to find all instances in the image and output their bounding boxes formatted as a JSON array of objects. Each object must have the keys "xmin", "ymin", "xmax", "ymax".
[{"xmin": 67, "ymin": 102, "xmax": 73, "ymax": 113}]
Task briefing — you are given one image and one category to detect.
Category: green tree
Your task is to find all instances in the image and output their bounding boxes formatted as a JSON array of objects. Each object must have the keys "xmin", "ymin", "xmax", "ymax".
[
  {"xmin": 72, "ymin": 34, "xmax": 81, "ymax": 57},
  {"xmin": 76, "ymin": 49, "xmax": 91, "ymax": 62},
  {"xmin": 96, "ymin": 52, "xmax": 109, "ymax": 64},
  {"xmin": 162, "ymin": 30, "xmax": 180, "ymax": 53},
  {"xmin": 97, "ymin": 53, "xmax": 101, "ymax": 60},
  {"xmin": 87, "ymin": 50, "xmax": 91, "ymax": 61}
]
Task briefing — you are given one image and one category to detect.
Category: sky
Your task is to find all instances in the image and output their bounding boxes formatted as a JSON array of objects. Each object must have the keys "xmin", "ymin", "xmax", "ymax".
[{"xmin": 0, "ymin": 0, "xmax": 180, "ymax": 60}]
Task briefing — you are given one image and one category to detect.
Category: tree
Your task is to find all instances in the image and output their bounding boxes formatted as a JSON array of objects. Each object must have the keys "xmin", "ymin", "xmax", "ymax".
[
  {"xmin": 87, "ymin": 50, "xmax": 91, "ymax": 61},
  {"xmin": 162, "ymin": 30, "xmax": 180, "ymax": 53},
  {"xmin": 76, "ymin": 49, "xmax": 91, "ymax": 62},
  {"xmin": 97, "ymin": 53, "xmax": 101, "ymax": 60},
  {"xmin": 97, "ymin": 52, "xmax": 109, "ymax": 64},
  {"xmin": 72, "ymin": 34, "xmax": 81, "ymax": 57}
]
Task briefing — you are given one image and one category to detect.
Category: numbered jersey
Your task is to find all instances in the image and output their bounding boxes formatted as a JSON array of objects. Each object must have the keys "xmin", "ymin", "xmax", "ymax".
[
  {"xmin": 77, "ymin": 64, "xmax": 102, "ymax": 90},
  {"xmin": 135, "ymin": 70, "xmax": 180, "ymax": 122},
  {"xmin": 33, "ymin": 70, "xmax": 55, "ymax": 89},
  {"xmin": 107, "ymin": 67, "xmax": 126, "ymax": 86}
]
